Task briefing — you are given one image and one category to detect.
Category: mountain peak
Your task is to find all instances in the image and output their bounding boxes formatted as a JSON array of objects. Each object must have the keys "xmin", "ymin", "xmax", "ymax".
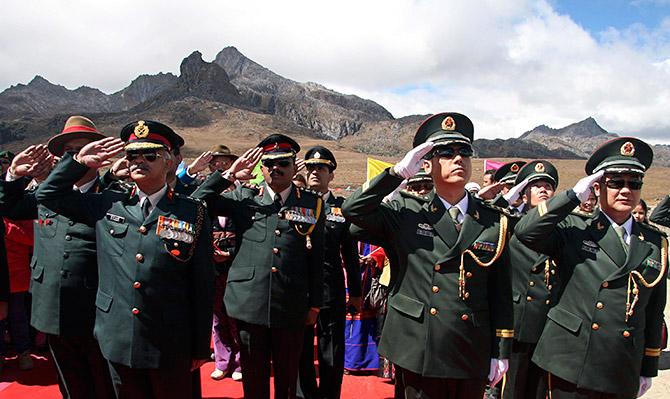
[{"xmin": 28, "ymin": 75, "xmax": 53, "ymax": 87}]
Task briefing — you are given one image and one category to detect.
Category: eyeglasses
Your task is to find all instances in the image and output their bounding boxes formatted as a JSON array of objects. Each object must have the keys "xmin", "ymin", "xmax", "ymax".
[
  {"xmin": 604, "ymin": 178, "xmax": 643, "ymax": 190},
  {"xmin": 262, "ymin": 159, "xmax": 291, "ymax": 168},
  {"xmin": 432, "ymin": 146, "xmax": 474, "ymax": 159},
  {"xmin": 126, "ymin": 152, "xmax": 162, "ymax": 162}
]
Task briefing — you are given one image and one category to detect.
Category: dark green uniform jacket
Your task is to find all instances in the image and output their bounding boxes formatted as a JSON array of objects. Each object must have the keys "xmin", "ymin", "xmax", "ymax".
[
  {"xmin": 514, "ymin": 190, "xmax": 667, "ymax": 396},
  {"xmin": 192, "ymin": 172, "xmax": 325, "ymax": 328},
  {"xmin": 649, "ymin": 195, "xmax": 670, "ymax": 227},
  {"xmin": 0, "ymin": 176, "xmax": 101, "ymax": 337},
  {"xmin": 36, "ymin": 155, "xmax": 214, "ymax": 369},
  {"xmin": 342, "ymin": 169, "xmax": 513, "ymax": 379},
  {"xmin": 322, "ymin": 194, "xmax": 361, "ymax": 309}
]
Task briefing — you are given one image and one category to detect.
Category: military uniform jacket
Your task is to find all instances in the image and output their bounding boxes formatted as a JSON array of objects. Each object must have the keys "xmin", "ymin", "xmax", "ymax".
[
  {"xmin": 342, "ymin": 169, "xmax": 513, "ymax": 379},
  {"xmin": 192, "ymin": 172, "xmax": 325, "ymax": 328},
  {"xmin": 650, "ymin": 194, "xmax": 670, "ymax": 227},
  {"xmin": 0, "ymin": 176, "xmax": 101, "ymax": 337},
  {"xmin": 514, "ymin": 190, "xmax": 667, "ymax": 396},
  {"xmin": 322, "ymin": 194, "xmax": 361, "ymax": 309},
  {"xmin": 36, "ymin": 155, "xmax": 214, "ymax": 369}
]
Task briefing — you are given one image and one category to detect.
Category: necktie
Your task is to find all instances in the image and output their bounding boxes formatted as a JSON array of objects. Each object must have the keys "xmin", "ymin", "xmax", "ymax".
[
  {"xmin": 142, "ymin": 198, "xmax": 151, "ymax": 219},
  {"xmin": 613, "ymin": 225, "xmax": 629, "ymax": 255},
  {"xmin": 449, "ymin": 207, "xmax": 462, "ymax": 231},
  {"xmin": 273, "ymin": 194, "xmax": 282, "ymax": 211}
]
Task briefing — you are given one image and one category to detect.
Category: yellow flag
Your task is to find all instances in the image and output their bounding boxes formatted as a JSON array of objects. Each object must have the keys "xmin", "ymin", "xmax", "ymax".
[{"xmin": 366, "ymin": 157, "xmax": 394, "ymax": 181}]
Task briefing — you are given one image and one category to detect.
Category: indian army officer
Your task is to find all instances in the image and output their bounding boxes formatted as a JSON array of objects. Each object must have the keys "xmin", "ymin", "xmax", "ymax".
[
  {"xmin": 35, "ymin": 121, "xmax": 214, "ymax": 399},
  {"xmin": 0, "ymin": 116, "xmax": 115, "ymax": 398},
  {"xmin": 342, "ymin": 113, "xmax": 513, "ymax": 399},
  {"xmin": 514, "ymin": 137, "xmax": 667, "ymax": 399},
  {"xmin": 191, "ymin": 134, "xmax": 325, "ymax": 399},
  {"xmin": 498, "ymin": 160, "xmax": 561, "ymax": 399},
  {"xmin": 297, "ymin": 146, "xmax": 361, "ymax": 399}
]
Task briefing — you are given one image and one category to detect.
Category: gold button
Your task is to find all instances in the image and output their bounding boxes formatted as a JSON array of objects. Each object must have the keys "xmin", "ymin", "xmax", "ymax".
[
  {"xmin": 592, "ymin": 323, "xmax": 599, "ymax": 330},
  {"xmin": 430, "ymin": 308, "xmax": 437, "ymax": 315},
  {"xmin": 135, "ymin": 254, "xmax": 144, "ymax": 263},
  {"xmin": 133, "ymin": 281, "xmax": 141, "ymax": 289},
  {"xmin": 132, "ymin": 308, "xmax": 140, "ymax": 315},
  {"xmin": 109, "ymin": 229, "xmax": 115, "ymax": 234},
  {"xmin": 65, "ymin": 235, "xmax": 72, "ymax": 241},
  {"xmin": 461, "ymin": 314, "xmax": 469, "ymax": 321},
  {"xmin": 464, "ymin": 292, "xmax": 470, "ymax": 299},
  {"xmin": 596, "ymin": 302, "xmax": 604, "ymax": 309},
  {"xmin": 275, "ymin": 229, "xmax": 281, "ymax": 236},
  {"xmin": 465, "ymin": 272, "xmax": 473, "ymax": 278},
  {"xmin": 551, "ymin": 270, "xmax": 556, "ymax": 275},
  {"xmin": 139, "ymin": 226, "xmax": 147, "ymax": 234},
  {"xmin": 623, "ymin": 331, "xmax": 631, "ymax": 338},
  {"xmin": 434, "ymin": 265, "xmax": 441, "ymax": 271},
  {"xmin": 432, "ymin": 286, "xmax": 439, "ymax": 293},
  {"xmin": 529, "ymin": 281, "xmax": 535, "ymax": 287},
  {"xmin": 526, "ymin": 296, "xmax": 533, "ymax": 302},
  {"xmin": 545, "ymin": 299, "xmax": 551, "ymax": 305},
  {"xmin": 548, "ymin": 285, "xmax": 553, "ymax": 290},
  {"xmin": 271, "ymin": 266, "xmax": 278, "ymax": 273},
  {"xmin": 273, "ymin": 248, "xmax": 279, "ymax": 254},
  {"xmin": 602, "ymin": 282, "xmax": 609, "ymax": 288}
]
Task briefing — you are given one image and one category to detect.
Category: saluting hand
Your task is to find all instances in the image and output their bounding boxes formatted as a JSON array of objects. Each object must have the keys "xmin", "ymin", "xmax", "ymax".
[
  {"xmin": 187, "ymin": 151, "xmax": 213, "ymax": 175},
  {"xmin": 225, "ymin": 147, "xmax": 263, "ymax": 181},
  {"xmin": 572, "ymin": 170, "xmax": 604, "ymax": 202},
  {"xmin": 9, "ymin": 144, "xmax": 51, "ymax": 178},
  {"xmin": 295, "ymin": 158, "xmax": 305, "ymax": 173},
  {"xmin": 74, "ymin": 138, "xmax": 125, "ymax": 169},
  {"xmin": 503, "ymin": 177, "xmax": 530, "ymax": 204},
  {"xmin": 477, "ymin": 182, "xmax": 503, "ymax": 200},
  {"xmin": 393, "ymin": 141, "xmax": 435, "ymax": 179}
]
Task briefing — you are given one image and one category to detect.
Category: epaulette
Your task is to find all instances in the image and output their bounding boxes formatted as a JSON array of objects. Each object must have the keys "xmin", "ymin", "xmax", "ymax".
[
  {"xmin": 399, "ymin": 190, "xmax": 430, "ymax": 202},
  {"xmin": 298, "ymin": 186, "xmax": 321, "ymax": 198},
  {"xmin": 570, "ymin": 209, "xmax": 594, "ymax": 220},
  {"xmin": 639, "ymin": 221, "xmax": 667, "ymax": 237},
  {"xmin": 480, "ymin": 200, "xmax": 516, "ymax": 217},
  {"xmin": 173, "ymin": 192, "xmax": 207, "ymax": 208}
]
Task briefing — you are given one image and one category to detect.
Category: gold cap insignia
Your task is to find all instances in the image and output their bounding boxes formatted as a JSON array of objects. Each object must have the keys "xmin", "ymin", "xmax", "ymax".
[
  {"xmin": 620, "ymin": 141, "xmax": 635, "ymax": 156},
  {"xmin": 535, "ymin": 163, "xmax": 545, "ymax": 173},
  {"xmin": 511, "ymin": 164, "xmax": 520, "ymax": 173},
  {"xmin": 314, "ymin": 152, "xmax": 321, "ymax": 159},
  {"xmin": 441, "ymin": 116, "xmax": 456, "ymax": 131},
  {"xmin": 134, "ymin": 121, "xmax": 149, "ymax": 138}
]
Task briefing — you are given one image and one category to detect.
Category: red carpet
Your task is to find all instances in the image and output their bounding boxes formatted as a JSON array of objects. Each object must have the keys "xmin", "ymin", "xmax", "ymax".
[{"xmin": 0, "ymin": 354, "xmax": 394, "ymax": 398}]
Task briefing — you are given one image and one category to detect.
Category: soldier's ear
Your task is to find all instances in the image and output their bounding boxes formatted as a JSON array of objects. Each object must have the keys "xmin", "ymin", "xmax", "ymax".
[
  {"xmin": 593, "ymin": 181, "xmax": 601, "ymax": 198},
  {"xmin": 424, "ymin": 158, "xmax": 434, "ymax": 175}
]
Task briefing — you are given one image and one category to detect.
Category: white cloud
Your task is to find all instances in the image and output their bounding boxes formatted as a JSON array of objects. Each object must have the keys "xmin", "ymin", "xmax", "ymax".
[{"xmin": 0, "ymin": 0, "xmax": 669, "ymax": 142}]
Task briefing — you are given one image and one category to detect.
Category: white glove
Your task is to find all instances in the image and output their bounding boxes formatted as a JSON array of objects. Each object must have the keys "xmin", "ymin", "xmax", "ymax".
[
  {"xmin": 383, "ymin": 180, "xmax": 407, "ymax": 203},
  {"xmin": 487, "ymin": 358, "xmax": 509, "ymax": 387},
  {"xmin": 637, "ymin": 376, "xmax": 652, "ymax": 397},
  {"xmin": 503, "ymin": 177, "xmax": 530, "ymax": 204},
  {"xmin": 393, "ymin": 142, "xmax": 435, "ymax": 179},
  {"xmin": 572, "ymin": 170, "xmax": 604, "ymax": 202}
]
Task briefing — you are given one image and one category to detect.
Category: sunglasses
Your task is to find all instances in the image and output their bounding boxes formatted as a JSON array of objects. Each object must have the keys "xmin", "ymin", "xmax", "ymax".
[
  {"xmin": 126, "ymin": 152, "xmax": 162, "ymax": 162},
  {"xmin": 432, "ymin": 146, "xmax": 474, "ymax": 159},
  {"xmin": 262, "ymin": 159, "xmax": 291, "ymax": 168},
  {"xmin": 604, "ymin": 178, "xmax": 643, "ymax": 190}
]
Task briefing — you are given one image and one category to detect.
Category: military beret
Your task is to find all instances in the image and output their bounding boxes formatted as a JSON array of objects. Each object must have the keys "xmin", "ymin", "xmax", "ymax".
[
  {"xmin": 585, "ymin": 137, "xmax": 653, "ymax": 176},
  {"xmin": 304, "ymin": 146, "xmax": 337, "ymax": 170},
  {"xmin": 258, "ymin": 134, "xmax": 300, "ymax": 161},
  {"xmin": 413, "ymin": 112, "xmax": 474, "ymax": 149},
  {"xmin": 515, "ymin": 160, "xmax": 559, "ymax": 188},
  {"xmin": 209, "ymin": 144, "xmax": 238, "ymax": 160},
  {"xmin": 494, "ymin": 161, "xmax": 527, "ymax": 185},
  {"xmin": 47, "ymin": 115, "xmax": 106, "ymax": 156},
  {"xmin": 121, "ymin": 120, "xmax": 184, "ymax": 152}
]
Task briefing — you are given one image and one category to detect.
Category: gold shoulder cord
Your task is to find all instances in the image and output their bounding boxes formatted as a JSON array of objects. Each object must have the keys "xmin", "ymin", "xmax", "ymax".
[
  {"xmin": 294, "ymin": 196, "xmax": 323, "ymax": 250},
  {"xmin": 626, "ymin": 236, "xmax": 667, "ymax": 322},
  {"xmin": 458, "ymin": 214, "xmax": 508, "ymax": 299}
]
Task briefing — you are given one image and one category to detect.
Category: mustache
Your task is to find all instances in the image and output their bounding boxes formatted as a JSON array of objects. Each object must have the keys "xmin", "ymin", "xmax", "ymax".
[
  {"xmin": 130, "ymin": 164, "xmax": 150, "ymax": 172},
  {"xmin": 269, "ymin": 170, "xmax": 284, "ymax": 177}
]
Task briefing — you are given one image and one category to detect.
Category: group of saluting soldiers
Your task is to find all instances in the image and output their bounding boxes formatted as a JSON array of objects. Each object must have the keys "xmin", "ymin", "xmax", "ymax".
[{"xmin": 0, "ymin": 110, "xmax": 667, "ymax": 399}]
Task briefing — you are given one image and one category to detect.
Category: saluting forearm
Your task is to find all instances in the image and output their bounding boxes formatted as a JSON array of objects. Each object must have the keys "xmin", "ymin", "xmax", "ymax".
[
  {"xmin": 190, "ymin": 171, "xmax": 234, "ymax": 217},
  {"xmin": 649, "ymin": 195, "xmax": 670, "ymax": 227}
]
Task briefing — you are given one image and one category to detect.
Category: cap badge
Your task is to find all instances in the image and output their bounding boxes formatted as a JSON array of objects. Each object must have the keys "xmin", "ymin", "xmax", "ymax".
[
  {"xmin": 314, "ymin": 152, "xmax": 321, "ymax": 159},
  {"xmin": 510, "ymin": 164, "xmax": 520, "ymax": 173},
  {"xmin": 535, "ymin": 163, "xmax": 545, "ymax": 173},
  {"xmin": 134, "ymin": 121, "xmax": 149, "ymax": 138},
  {"xmin": 620, "ymin": 142, "xmax": 635, "ymax": 157},
  {"xmin": 273, "ymin": 143, "xmax": 279, "ymax": 150},
  {"xmin": 441, "ymin": 116, "xmax": 456, "ymax": 131}
]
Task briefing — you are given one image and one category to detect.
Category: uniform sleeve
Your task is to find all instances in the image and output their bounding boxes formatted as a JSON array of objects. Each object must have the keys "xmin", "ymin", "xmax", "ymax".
[
  {"xmin": 190, "ymin": 171, "xmax": 236, "ymax": 217},
  {"xmin": 342, "ymin": 168, "xmax": 403, "ymax": 239},
  {"xmin": 0, "ymin": 221, "xmax": 8, "ymax": 303},
  {"xmin": 640, "ymin": 237, "xmax": 668, "ymax": 377},
  {"xmin": 489, "ymin": 221, "xmax": 514, "ymax": 360},
  {"xmin": 307, "ymin": 197, "xmax": 326, "ymax": 308},
  {"xmin": 34, "ymin": 154, "xmax": 104, "ymax": 226},
  {"xmin": 0, "ymin": 178, "xmax": 37, "ymax": 220},
  {"xmin": 649, "ymin": 195, "xmax": 670, "ymax": 228},
  {"xmin": 190, "ymin": 211, "xmax": 215, "ymax": 360},
  {"xmin": 513, "ymin": 189, "xmax": 580, "ymax": 258}
]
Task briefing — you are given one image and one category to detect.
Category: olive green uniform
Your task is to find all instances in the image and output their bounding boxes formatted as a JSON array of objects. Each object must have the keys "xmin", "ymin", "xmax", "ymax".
[{"xmin": 650, "ymin": 195, "xmax": 670, "ymax": 227}]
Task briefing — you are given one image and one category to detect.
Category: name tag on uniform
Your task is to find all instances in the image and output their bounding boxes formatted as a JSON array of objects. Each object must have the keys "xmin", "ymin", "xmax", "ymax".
[
  {"xmin": 472, "ymin": 240, "xmax": 496, "ymax": 252},
  {"xmin": 156, "ymin": 216, "xmax": 195, "ymax": 243},
  {"xmin": 643, "ymin": 257, "xmax": 662, "ymax": 271},
  {"xmin": 581, "ymin": 240, "xmax": 599, "ymax": 254},
  {"xmin": 416, "ymin": 223, "xmax": 434, "ymax": 237},
  {"xmin": 326, "ymin": 207, "xmax": 346, "ymax": 223},
  {"xmin": 106, "ymin": 213, "xmax": 125, "ymax": 223},
  {"xmin": 283, "ymin": 207, "xmax": 317, "ymax": 224}
]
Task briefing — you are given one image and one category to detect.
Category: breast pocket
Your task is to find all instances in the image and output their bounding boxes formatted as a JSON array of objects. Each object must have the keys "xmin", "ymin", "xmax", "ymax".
[
  {"xmin": 101, "ymin": 220, "xmax": 129, "ymax": 257},
  {"xmin": 37, "ymin": 212, "xmax": 59, "ymax": 238}
]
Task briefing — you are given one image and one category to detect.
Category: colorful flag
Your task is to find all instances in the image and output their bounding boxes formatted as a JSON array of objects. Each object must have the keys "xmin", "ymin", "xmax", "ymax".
[
  {"xmin": 366, "ymin": 157, "xmax": 394, "ymax": 181},
  {"xmin": 484, "ymin": 159, "xmax": 505, "ymax": 172},
  {"xmin": 249, "ymin": 161, "xmax": 264, "ymax": 185}
]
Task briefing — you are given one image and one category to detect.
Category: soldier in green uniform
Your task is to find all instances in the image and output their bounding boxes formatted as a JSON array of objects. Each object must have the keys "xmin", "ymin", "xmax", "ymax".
[
  {"xmin": 35, "ymin": 120, "xmax": 215, "ymax": 399},
  {"xmin": 191, "ymin": 134, "xmax": 325, "ymax": 399},
  {"xmin": 297, "ymin": 145, "xmax": 362, "ymax": 399},
  {"xmin": 0, "ymin": 116, "xmax": 115, "ymax": 398},
  {"xmin": 500, "ymin": 160, "xmax": 560, "ymax": 399},
  {"xmin": 649, "ymin": 194, "xmax": 670, "ymax": 227},
  {"xmin": 478, "ymin": 161, "xmax": 526, "ymax": 214},
  {"xmin": 342, "ymin": 113, "xmax": 513, "ymax": 399},
  {"xmin": 514, "ymin": 137, "xmax": 667, "ymax": 398}
]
